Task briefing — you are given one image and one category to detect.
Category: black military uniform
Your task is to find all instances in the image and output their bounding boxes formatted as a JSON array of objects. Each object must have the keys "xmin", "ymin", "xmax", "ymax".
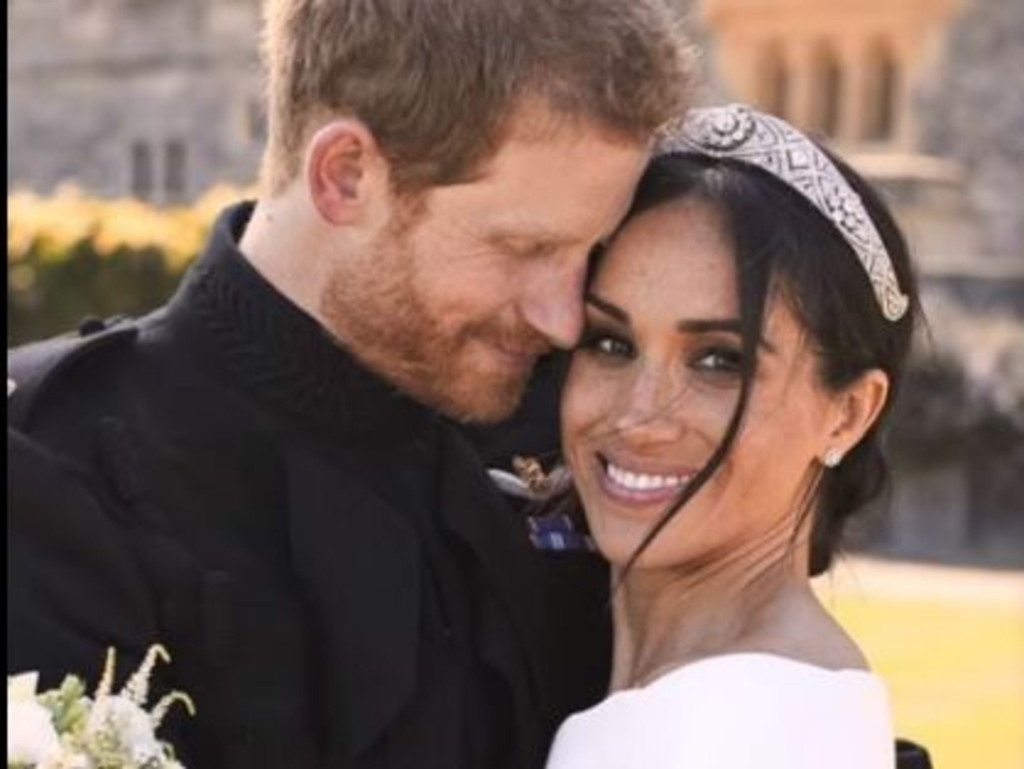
[{"xmin": 7, "ymin": 203, "xmax": 612, "ymax": 769}]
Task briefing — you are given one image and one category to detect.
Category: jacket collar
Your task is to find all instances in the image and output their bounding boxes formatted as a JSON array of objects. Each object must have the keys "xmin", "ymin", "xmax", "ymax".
[
  {"xmin": 164, "ymin": 202, "xmax": 431, "ymax": 441},
  {"xmin": 435, "ymin": 426, "xmax": 550, "ymax": 695},
  {"xmin": 284, "ymin": 430, "xmax": 550, "ymax": 764},
  {"xmin": 285, "ymin": 443, "xmax": 421, "ymax": 760}
]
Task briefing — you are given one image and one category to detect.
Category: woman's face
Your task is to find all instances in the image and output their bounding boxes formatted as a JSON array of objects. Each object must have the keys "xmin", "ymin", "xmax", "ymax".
[{"xmin": 561, "ymin": 198, "xmax": 845, "ymax": 570}]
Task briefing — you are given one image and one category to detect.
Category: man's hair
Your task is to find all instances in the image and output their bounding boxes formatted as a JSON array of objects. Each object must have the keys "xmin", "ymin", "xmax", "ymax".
[{"xmin": 260, "ymin": 0, "xmax": 694, "ymax": 194}]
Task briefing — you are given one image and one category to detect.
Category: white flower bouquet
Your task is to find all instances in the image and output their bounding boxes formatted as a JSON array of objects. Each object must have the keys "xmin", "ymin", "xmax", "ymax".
[{"xmin": 7, "ymin": 645, "xmax": 194, "ymax": 769}]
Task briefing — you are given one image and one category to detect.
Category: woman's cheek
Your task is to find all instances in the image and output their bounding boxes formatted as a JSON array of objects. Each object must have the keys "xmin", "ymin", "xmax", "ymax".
[{"xmin": 562, "ymin": 360, "xmax": 623, "ymax": 440}]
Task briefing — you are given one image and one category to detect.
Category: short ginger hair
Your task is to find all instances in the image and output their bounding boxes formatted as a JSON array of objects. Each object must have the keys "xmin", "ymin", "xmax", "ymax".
[{"xmin": 259, "ymin": 0, "xmax": 694, "ymax": 194}]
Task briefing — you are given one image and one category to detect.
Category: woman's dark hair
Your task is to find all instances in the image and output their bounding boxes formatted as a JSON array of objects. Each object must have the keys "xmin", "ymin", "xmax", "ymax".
[{"xmin": 594, "ymin": 148, "xmax": 920, "ymax": 577}]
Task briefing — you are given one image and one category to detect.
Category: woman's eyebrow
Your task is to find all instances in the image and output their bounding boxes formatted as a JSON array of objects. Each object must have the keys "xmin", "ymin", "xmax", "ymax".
[
  {"xmin": 585, "ymin": 293, "xmax": 630, "ymax": 324},
  {"xmin": 677, "ymin": 318, "xmax": 777, "ymax": 353},
  {"xmin": 587, "ymin": 294, "xmax": 776, "ymax": 352},
  {"xmin": 676, "ymin": 318, "xmax": 741, "ymax": 335}
]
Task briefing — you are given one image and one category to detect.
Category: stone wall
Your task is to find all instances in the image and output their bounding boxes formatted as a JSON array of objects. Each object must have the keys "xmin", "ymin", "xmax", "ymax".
[
  {"xmin": 916, "ymin": 0, "xmax": 1024, "ymax": 259},
  {"xmin": 7, "ymin": 0, "xmax": 263, "ymax": 202}
]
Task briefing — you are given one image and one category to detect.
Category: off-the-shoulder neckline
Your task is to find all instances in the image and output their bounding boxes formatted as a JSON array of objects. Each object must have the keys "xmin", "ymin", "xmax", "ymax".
[{"xmin": 615, "ymin": 652, "xmax": 880, "ymax": 695}]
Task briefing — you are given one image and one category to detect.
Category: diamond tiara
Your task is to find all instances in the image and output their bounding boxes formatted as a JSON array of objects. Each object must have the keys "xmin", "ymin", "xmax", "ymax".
[{"xmin": 654, "ymin": 104, "xmax": 909, "ymax": 322}]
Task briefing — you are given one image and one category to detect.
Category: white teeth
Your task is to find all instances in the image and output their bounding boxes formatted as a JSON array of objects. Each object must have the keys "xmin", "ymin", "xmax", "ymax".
[{"xmin": 605, "ymin": 462, "xmax": 691, "ymax": 492}]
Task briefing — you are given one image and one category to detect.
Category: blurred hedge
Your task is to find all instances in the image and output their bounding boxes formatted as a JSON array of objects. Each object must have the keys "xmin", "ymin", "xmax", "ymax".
[{"xmin": 7, "ymin": 187, "xmax": 244, "ymax": 345}]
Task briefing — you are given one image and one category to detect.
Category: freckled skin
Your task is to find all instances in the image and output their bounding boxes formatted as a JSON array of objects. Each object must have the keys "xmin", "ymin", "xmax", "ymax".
[
  {"xmin": 560, "ymin": 197, "xmax": 886, "ymax": 686},
  {"xmin": 562, "ymin": 198, "xmax": 843, "ymax": 571}
]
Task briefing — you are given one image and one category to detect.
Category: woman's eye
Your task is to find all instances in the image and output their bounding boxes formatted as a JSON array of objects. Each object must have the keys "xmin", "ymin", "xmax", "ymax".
[
  {"xmin": 692, "ymin": 347, "xmax": 743, "ymax": 374},
  {"xmin": 580, "ymin": 331, "xmax": 634, "ymax": 360}
]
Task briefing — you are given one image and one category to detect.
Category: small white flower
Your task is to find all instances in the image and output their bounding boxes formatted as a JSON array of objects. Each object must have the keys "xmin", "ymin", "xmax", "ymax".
[
  {"xmin": 39, "ymin": 749, "xmax": 90, "ymax": 769},
  {"xmin": 7, "ymin": 699, "xmax": 62, "ymax": 765},
  {"xmin": 85, "ymin": 695, "xmax": 163, "ymax": 762},
  {"xmin": 8, "ymin": 645, "xmax": 194, "ymax": 769},
  {"xmin": 8, "ymin": 671, "xmax": 41, "ymax": 702}
]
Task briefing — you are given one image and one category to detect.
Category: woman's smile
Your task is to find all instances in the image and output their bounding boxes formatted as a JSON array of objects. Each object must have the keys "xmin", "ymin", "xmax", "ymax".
[
  {"xmin": 594, "ymin": 453, "xmax": 696, "ymax": 510},
  {"xmin": 560, "ymin": 198, "xmax": 851, "ymax": 569}
]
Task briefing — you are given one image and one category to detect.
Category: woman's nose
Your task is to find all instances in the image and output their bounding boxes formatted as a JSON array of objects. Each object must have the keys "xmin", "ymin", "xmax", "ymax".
[{"xmin": 612, "ymin": 369, "xmax": 686, "ymax": 442}]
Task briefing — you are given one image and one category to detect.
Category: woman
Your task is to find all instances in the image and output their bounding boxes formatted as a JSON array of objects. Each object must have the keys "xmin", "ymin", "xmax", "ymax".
[{"xmin": 544, "ymin": 104, "xmax": 918, "ymax": 768}]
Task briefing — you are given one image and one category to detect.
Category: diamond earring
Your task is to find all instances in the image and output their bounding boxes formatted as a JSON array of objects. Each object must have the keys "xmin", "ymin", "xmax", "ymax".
[{"xmin": 823, "ymin": 447, "xmax": 843, "ymax": 468}]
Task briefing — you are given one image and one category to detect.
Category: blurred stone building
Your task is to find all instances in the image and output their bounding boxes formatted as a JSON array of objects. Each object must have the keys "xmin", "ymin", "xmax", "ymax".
[
  {"xmin": 7, "ymin": 0, "xmax": 264, "ymax": 204},
  {"xmin": 9, "ymin": 0, "xmax": 1022, "ymax": 259},
  {"xmin": 8, "ymin": 0, "xmax": 1024, "ymax": 562},
  {"xmin": 679, "ymin": 0, "xmax": 1023, "ymax": 266},
  {"xmin": 672, "ymin": 0, "xmax": 1024, "ymax": 564}
]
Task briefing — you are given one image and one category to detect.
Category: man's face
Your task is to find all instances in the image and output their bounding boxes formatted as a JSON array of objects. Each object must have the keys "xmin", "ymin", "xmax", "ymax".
[{"xmin": 322, "ymin": 117, "xmax": 649, "ymax": 424}]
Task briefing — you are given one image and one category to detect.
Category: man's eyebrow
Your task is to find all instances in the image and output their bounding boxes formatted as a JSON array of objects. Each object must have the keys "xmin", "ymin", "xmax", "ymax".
[{"xmin": 487, "ymin": 228, "xmax": 572, "ymax": 249}]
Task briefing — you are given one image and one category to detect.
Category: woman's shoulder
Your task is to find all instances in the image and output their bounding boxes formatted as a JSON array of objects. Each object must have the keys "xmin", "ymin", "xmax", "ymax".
[
  {"xmin": 604, "ymin": 652, "xmax": 890, "ymax": 717},
  {"xmin": 546, "ymin": 654, "xmax": 894, "ymax": 769},
  {"xmin": 644, "ymin": 652, "xmax": 886, "ymax": 703}
]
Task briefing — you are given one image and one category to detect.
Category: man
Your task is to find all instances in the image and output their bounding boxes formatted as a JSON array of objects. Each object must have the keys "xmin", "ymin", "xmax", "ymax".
[{"xmin": 7, "ymin": 1, "xmax": 692, "ymax": 767}]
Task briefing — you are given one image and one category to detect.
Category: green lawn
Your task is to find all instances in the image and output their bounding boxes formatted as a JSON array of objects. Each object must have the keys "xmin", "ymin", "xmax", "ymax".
[{"xmin": 815, "ymin": 559, "xmax": 1024, "ymax": 769}]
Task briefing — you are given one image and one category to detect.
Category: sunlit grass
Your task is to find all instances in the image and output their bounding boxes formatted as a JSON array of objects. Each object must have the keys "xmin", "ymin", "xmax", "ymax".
[{"xmin": 815, "ymin": 558, "xmax": 1024, "ymax": 769}]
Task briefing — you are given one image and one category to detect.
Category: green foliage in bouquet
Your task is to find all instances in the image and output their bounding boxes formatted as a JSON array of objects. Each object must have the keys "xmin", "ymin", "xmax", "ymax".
[{"xmin": 7, "ymin": 645, "xmax": 195, "ymax": 769}]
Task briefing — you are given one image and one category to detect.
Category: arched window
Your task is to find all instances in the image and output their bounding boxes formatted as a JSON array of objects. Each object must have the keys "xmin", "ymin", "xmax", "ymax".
[
  {"xmin": 757, "ymin": 42, "xmax": 789, "ymax": 119},
  {"xmin": 807, "ymin": 42, "xmax": 842, "ymax": 138},
  {"xmin": 819, "ymin": 48, "xmax": 842, "ymax": 138},
  {"xmin": 864, "ymin": 41, "xmax": 898, "ymax": 142},
  {"xmin": 130, "ymin": 140, "xmax": 154, "ymax": 200},
  {"xmin": 164, "ymin": 139, "xmax": 188, "ymax": 202}
]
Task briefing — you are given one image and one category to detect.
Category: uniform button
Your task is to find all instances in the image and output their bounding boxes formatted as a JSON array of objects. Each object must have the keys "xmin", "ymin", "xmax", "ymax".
[{"xmin": 77, "ymin": 316, "xmax": 107, "ymax": 336}]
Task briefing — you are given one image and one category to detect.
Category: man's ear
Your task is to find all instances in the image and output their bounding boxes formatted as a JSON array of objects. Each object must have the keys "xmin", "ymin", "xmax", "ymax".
[
  {"xmin": 823, "ymin": 369, "xmax": 890, "ymax": 461},
  {"xmin": 305, "ymin": 119, "xmax": 388, "ymax": 225}
]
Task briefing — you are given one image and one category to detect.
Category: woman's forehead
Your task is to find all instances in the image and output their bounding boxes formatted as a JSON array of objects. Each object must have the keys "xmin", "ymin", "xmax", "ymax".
[{"xmin": 594, "ymin": 200, "xmax": 736, "ymax": 304}]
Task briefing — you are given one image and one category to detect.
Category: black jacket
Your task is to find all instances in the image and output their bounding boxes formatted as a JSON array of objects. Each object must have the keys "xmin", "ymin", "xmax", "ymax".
[{"xmin": 7, "ymin": 203, "xmax": 611, "ymax": 769}]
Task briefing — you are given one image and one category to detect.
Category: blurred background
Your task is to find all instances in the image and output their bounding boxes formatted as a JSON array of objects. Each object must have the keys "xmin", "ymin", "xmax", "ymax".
[{"xmin": 7, "ymin": 0, "xmax": 1023, "ymax": 766}]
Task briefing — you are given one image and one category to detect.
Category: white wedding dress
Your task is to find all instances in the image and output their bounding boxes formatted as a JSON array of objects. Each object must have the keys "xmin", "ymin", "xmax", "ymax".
[{"xmin": 546, "ymin": 653, "xmax": 895, "ymax": 769}]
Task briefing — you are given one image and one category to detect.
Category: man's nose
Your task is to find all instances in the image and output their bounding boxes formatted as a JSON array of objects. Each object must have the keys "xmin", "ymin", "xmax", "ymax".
[{"xmin": 518, "ymin": 254, "xmax": 587, "ymax": 350}]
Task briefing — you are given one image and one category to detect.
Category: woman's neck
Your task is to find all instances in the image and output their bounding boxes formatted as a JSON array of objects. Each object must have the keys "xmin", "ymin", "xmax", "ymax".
[{"xmin": 607, "ymin": 541, "xmax": 814, "ymax": 692}]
